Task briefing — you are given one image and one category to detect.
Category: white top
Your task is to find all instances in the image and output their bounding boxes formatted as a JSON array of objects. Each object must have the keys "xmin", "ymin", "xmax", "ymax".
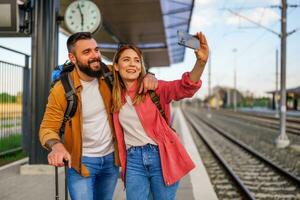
[
  {"xmin": 80, "ymin": 79, "xmax": 114, "ymax": 157},
  {"xmin": 119, "ymin": 95, "xmax": 156, "ymax": 149}
]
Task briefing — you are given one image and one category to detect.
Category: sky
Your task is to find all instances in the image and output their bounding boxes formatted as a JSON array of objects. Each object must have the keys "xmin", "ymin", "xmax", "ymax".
[
  {"xmin": 0, "ymin": 0, "xmax": 299, "ymax": 99},
  {"xmin": 151, "ymin": 0, "xmax": 300, "ymax": 98}
]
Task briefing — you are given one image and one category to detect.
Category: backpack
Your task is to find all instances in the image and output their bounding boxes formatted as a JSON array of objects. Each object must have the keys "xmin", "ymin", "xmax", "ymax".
[{"xmin": 52, "ymin": 61, "xmax": 170, "ymax": 135}]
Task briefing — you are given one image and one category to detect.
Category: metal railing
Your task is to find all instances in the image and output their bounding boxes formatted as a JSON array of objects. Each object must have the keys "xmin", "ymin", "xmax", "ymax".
[{"xmin": 0, "ymin": 45, "xmax": 30, "ymax": 156}]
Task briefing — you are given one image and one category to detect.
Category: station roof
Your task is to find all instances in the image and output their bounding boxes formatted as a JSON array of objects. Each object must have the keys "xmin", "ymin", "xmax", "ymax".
[{"xmin": 59, "ymin": 0, "xmax": 195, "ymax": 68}]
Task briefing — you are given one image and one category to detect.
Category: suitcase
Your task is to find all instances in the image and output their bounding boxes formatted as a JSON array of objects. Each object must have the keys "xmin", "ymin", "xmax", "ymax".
[{"xmin": 55, "ymin": 160, "xmax": 68, "ymax": 200}]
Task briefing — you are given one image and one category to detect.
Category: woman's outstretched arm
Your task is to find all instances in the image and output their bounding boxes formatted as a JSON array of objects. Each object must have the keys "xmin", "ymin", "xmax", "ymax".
[{"xmin": 189, "ymin": 32, "xmax": 209, "ymax": 82}]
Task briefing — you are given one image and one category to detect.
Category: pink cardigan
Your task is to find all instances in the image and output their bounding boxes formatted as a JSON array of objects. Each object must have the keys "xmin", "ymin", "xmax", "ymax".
[{"xmin": 113, "ymin": 72, "xmax": 202, "ymax": 186}]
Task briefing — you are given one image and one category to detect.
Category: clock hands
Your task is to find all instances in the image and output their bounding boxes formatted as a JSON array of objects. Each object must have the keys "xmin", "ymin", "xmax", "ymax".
[{"xmin": 77, "ymin": 3, "xmax": 84, "ymax": 31}]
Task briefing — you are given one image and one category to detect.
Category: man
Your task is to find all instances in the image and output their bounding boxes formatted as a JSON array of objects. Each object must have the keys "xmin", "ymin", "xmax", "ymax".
[{"xmin": 39, "ymin": 32, "xmax": 158, "ymax": 200}]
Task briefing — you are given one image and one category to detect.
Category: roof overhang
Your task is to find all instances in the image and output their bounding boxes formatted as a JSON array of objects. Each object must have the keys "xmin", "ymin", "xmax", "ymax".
[
  {"xmin": 59, "ymin": 0, "xmax": 194, "ymax": 68},
  {"xmin": 267, "ymin": 86, "xmax": 300, "ymax": 96}
]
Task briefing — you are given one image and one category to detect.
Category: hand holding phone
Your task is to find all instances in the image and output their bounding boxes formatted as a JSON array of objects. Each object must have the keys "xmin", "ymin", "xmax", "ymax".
[
  {"xmin": 179, "ymin": 31, "xmax": 209, "ymax": 82},
  {"xmin": 177, "ymin": 30, "xmax": 200, "ymax": 50}
]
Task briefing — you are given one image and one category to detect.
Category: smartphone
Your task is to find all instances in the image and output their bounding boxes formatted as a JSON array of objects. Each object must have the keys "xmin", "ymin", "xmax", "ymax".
[{"xmin": 177, "ymin": 30, "xmax": 200, "ymax": 50}]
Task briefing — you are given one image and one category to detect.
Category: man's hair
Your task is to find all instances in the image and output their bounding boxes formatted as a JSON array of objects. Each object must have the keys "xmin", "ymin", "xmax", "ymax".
[{"xmin": 66, "ymin": 32, "xmax": 93, "ymax": 53}]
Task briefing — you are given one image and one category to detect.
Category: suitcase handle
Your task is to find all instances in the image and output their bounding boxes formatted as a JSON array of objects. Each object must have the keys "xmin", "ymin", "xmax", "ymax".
[{"xmin": 55, "ymin": 160, "xmax": 69, "ymax": 200}]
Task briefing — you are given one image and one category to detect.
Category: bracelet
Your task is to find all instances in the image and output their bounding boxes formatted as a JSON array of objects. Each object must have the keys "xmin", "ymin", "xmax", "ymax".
[{"xmin": 45, "ymin": 139, "xmax": 61, "ymax": 150}]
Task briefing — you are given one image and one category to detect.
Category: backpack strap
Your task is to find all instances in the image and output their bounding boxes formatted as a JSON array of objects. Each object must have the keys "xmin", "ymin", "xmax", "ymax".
[
  {"xmin": 59, "ymin": 72, "xmax": 77, "ymax": 136},
  {"xmin": 149, "ymin": 91, "xmax": 176, "ymax": 131},
  {"xmin": 100, "ymin": 62, "xmax": 113, "ymax": 91},
  {"xmin": 149, "ymin": 91, "xmax": 168, "ymax": 124}
]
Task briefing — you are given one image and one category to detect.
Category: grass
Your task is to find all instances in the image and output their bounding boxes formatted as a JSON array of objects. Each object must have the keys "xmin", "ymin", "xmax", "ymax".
[
  {"xmin": 0, "ymin": 134, "xmax": 21, "ymax": 153},
  {"xmin": 0, "ymin": 134, "xmax": 25, "ymax": 166},
  {"xmin": 0, "ymin": 151, "xmax": 26, "ymax": 166}
]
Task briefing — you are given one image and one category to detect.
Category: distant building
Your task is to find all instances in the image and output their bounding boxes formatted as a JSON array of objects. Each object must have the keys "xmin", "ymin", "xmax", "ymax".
[
  {"xmin": 267, "ymin": 86, "xmax": 300, "ymax": 111},
  {"xmin": 204, "ymin": 86, "xmax": 243, "ymax": 109}
]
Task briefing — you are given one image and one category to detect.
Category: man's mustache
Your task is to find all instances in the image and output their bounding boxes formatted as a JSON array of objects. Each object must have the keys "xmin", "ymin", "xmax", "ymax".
[{"xmin": 88, "ymin": 58, "xmax": 101, "ymax": 64}]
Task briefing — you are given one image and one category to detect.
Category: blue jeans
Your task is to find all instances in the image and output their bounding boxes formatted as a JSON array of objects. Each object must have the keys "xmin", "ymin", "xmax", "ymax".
[
  {"xmin": 67, "ymin": 152, "xmax": 119, "ymax": 200},
  {"xmin": 125, "ymin": 144, "xmax": 179, "ymax": 200}
]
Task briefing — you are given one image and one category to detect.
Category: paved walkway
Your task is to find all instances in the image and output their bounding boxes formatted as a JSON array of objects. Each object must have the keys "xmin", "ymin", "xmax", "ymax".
[
  {"xmin": 0, "ymin": 107, "xmax": 218, "ymax": 200},
  {"xmin": 0, "ymin": 161, "xmax": 195, "ymax": 200}
]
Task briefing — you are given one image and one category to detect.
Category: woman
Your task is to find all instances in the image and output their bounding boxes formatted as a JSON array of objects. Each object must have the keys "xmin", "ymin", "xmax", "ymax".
[{"xmin": 112, "ymin": 32, "xmax": 209, "ymax": 200}]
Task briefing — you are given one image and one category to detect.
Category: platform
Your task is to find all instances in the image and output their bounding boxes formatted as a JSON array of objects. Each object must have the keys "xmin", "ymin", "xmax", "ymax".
[{"xmin": 0, "ymin": 107, "xmax": 218, "ymax": 200}]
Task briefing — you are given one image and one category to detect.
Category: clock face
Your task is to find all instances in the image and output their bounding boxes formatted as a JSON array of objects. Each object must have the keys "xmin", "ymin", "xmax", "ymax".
[{"xmin": 64, "ymin": 0, "xmax": 102, "ymax": 34}]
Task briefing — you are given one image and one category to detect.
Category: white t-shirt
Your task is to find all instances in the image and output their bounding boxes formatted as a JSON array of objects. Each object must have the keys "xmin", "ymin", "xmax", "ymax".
[
  {"xmin": 80, "ymin": 79, "xmax": 114, "ymax": 157},
  {"xmin": 119, "ymin": 95, "xmax": 156, "ymax": 149}
]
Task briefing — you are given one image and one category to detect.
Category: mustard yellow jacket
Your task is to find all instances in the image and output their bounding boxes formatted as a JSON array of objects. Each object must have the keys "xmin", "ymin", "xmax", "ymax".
[{"xmin": 39, "ymin": 68, "xmax": 119, "ymax": 176}]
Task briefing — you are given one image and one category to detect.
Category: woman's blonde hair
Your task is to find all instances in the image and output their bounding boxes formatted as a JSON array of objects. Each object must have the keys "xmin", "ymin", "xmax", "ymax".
[{"xmin": 112, "ymin": 44, "xmax": 147, "ymax": 112}]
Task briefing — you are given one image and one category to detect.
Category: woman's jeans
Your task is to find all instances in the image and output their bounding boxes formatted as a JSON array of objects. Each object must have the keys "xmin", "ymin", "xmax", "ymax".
[
  {"xmin": 126, "ymin": 144, "xmax": 179, "ymax": 200},
  {"xmin": 67, "ymin": 152, "xmax": 119, "ymax": 200}
]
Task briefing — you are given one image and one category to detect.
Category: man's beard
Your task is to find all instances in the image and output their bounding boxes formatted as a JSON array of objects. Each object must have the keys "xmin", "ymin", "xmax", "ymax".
[{"xmin": 77, "ymin": 58, "xmax": 102, "ymax": 78}]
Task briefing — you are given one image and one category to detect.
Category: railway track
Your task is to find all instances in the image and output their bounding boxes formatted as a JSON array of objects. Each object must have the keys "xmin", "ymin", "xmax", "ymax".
[
  {"xmin": 183, "ymin": 109, "xmax": 300, "ymax": 199},
  {"xmin": 212, "ymin": 109, "xmax": 300, "ymax": 135}
]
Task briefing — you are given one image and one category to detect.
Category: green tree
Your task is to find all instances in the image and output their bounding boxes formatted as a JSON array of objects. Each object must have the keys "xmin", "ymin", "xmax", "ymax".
[{"xmin": 0, "ymin": 93, "xmax": 16, "ymax": 103}]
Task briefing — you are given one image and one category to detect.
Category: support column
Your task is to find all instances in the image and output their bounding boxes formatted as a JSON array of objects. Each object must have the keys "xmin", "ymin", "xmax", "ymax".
[
  {"xmin": 276, "ymin": 0, "xmax": 290, "ymax": 148},
  {"xmin": 29, "ymin": 0, "xmax": 60, "ymax": 164}
]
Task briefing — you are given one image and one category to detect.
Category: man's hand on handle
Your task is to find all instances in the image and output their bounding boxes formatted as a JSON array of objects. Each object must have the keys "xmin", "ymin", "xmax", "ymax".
[{"xmin": 48, "ymin": 143, "xmax": 72, "ymax": 168}]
